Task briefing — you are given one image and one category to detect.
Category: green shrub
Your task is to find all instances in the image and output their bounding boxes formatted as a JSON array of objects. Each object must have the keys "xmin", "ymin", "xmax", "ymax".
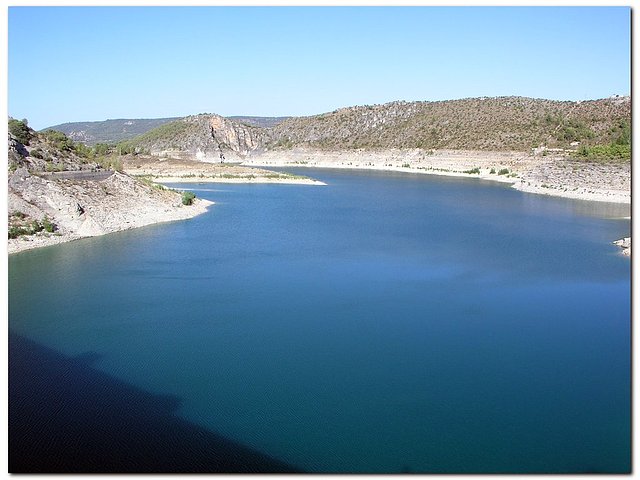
[
  {"xmin": 96, "ymin": 155, "xmax": 123, "ymax": 172},
  {"xmin": 29, "ymin": 220, "xmax": 43, "ymax": 233},
  {"xmin": 45, "ymin": 162, "xmax": 64, "ymax": 172},
  {"xmin": 8, "ymin": 118, "xmax": 31, "ymax": 145},
  {"xmin": 181, "ymin": 191, "xmax": 196, "ymax": 205},
  {"xmin": 74, "ymin": 142, "xmax": 94, "ymax": 159},
  {"xmin": 42, "ymin": 129, "xmax": 74, "ymax": 151},
  {"xmin": 498, "ymin": 168, "xmax": 509, "ymax": 175},
  {"xmin": 615, "ymin": 120, "xmax": 630, "ymax": 146},
  {"xmin": 490, "ymin": 168, "xmax": 496, "ymax": 174},
  {"xmin": 8, "ymin": 226, "xmax": 28, "ymax": 239},
  {"xmin": 464, "ymin": 167, "xmax": 480, "ymax": 174},
  {"xmin": 42, "ymin": 216, "xmax": 56, "ymax": 233},
  {"xmin": 30, "ymin": 148, "xmax": 44, "ymax": 159},
  {"xmin": 574, "ymin": 142, "xmax": 630, "ymax": 161},
  {"xmin": 94, "ymin": 143, "xmax": 114, "ymax": 156},
  {"xmin": 116, "ymin": 142, "xmax": 136, "ymax": 155}
]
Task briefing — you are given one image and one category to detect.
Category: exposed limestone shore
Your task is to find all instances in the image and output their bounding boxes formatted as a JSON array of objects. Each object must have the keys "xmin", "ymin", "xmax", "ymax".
[
  {"xmin": 8, "ymin": 169, "xmax": 213, "ymax": 255},
  {"xmin": 122, "ymin": 156, "xmax": 326, "ymax": 186},
  {"xmin": 241, "ymin": 148, "xmax": 630, "ymax": 205}
]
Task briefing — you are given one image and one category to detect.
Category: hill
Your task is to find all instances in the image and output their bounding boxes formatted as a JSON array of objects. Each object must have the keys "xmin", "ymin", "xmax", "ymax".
[
  {"xmin": 268, "ymin": 96, "xmax": 630, "ymax": 152},
  {"xmin": 110, "ymin": 96, "xmax": 630, "ymax": 160},
  {"xmin": 7, "ymin": 119, "xmax": 210, "ymax": 253},
  {"xmin": 122, "ymin": 114, "xmax": 269, "ymax": 161},
  {"xmin": 43, "ymin": 117, "xmax": 180, "ymax": 145},
  {"xmin": 44, "ymin": 116, "xmax": 290, "ymax": 145}
]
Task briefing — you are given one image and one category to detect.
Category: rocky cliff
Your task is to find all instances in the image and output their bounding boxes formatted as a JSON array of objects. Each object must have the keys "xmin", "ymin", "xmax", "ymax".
[{"xmin": 125, "ymin": 114, "xmax": 269, "ymax": 161}]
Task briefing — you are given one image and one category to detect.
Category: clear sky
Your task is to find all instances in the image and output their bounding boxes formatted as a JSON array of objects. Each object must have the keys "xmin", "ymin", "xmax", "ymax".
[{"xmin": 7, "ymin": 6, "xmax": 631, "ymax": 130}]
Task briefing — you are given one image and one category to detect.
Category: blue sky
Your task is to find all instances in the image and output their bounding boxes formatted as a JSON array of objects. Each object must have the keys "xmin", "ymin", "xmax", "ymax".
[{"xmin": 8, "ymin": 6, "xmax": 631, "ymax": 130}]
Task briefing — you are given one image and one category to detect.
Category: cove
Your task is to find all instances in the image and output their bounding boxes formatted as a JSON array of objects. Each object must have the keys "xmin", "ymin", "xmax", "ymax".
[{"xmin": 9, "ymin": 168, "xmax": 630, "ymax": 473}]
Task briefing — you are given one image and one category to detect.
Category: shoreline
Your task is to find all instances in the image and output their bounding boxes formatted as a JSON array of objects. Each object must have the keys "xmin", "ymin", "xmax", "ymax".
[
  {"xmin": 8, "ymin": 198, "xmax": 213, "ymax": 255},
  {"xmin": 150, "ymin": 175, "xmax": 326, "ymax": 186},
  {"xmin": 122, "ymin": 157, "xmax": 327, "ymax": 186},
  {"xmin": 9, "ymin": 148, "xmax": 630, "ymax": 255},
  {"xmin": 241, "ymin": 148, "xmax": 630, "ymax": 205}
]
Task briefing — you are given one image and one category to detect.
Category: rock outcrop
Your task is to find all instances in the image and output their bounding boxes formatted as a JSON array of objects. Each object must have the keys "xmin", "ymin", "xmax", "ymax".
[
  {"xmin": 7, "ymin": 125, "xmax": 212, "ymax": 254},
  {"xmin": 614, "ymin": 237, "xmax": 631, "ymax": 256},
  {"xmin": 127, "ymin": 114, "xmax": 269, "ymax": 161}
]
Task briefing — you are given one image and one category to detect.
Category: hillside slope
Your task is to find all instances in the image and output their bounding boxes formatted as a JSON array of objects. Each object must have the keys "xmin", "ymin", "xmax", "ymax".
[
  {"xmin": 44, "ymin": 117, "xmax": 180, "ymax": 145},
  {"xmin": 268, "ymin": 96, "xmax": 630, "ymax": 152},
  {"xmin": 8, "ymin": 121, "xmax": 210, "ymax": 254},
  {"xmin": 112, "ymin": 96, "xmax": 630, "ymax": 159},
  {"xmin": 123, "ymin": 114, "xmax": 269, "ymax": 161},
  {"xmin": 44, "ymin": 116, "xmax": 290, "ymax": 145}
]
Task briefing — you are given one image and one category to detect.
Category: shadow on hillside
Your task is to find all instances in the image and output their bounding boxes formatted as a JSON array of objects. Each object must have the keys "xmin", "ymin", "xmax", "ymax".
[{"xmin": 8, "ymin": 331, "xmax": 301, "ymax": 473}]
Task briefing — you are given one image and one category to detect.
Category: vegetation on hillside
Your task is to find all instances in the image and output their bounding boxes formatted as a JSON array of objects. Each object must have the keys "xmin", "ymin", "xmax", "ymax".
[
  {"xmin": 574, "ymin": 120, "xmax": 631, "ymax": 162},
  {"xmin": 8, "ymin": 211, "xmax": 56, "ymax": 239},
  {"xmin": 43, "ymin": 117, "xmax": 180, "ymax": 145},
  {"xmin": 123, "ymin": 120, "xmax": 192, "ymax": 151},
  {"xmin": 9, "ymin": 118, "xmax": 32, "ymax": 145},
  {"xmin": 268, "ymin": 96, "xmax": 630, "ymax": 155},
  {"xmin": 123, "ymin": 114, "xmax": 268, "ymax": 156},
  {"xmin": 43, "ymin": 116, "xmax": 289, "ymax": 145},
  {"xmin": 32, "ymin": 95, "xmax": 631, "ymax": 163},
  {"xmin": 8, "ymin": 118, "xmax": 135, "ymax": 173}
]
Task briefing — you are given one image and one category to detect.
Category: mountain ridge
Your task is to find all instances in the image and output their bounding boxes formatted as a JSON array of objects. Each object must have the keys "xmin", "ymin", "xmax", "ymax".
[{"xmin": 42, "ymin": 95, "xmax": 630, "ymax": 158}]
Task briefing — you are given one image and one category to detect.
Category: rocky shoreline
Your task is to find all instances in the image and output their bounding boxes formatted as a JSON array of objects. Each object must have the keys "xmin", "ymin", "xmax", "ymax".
[
  {"xmin": 8, "ymin": 147, "xmax": 630, "ymax": 256},
  {"xmin": 241, "ymin": 148, "xmax": 630, "ymax": 205},
  {"xmin": 8, "ymin": 169, "xmax": 213, "ymax": 255}
]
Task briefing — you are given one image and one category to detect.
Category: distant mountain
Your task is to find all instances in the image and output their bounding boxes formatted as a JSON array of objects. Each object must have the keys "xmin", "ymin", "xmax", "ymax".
[
  {"xmin": 42, "ymin": 118, "xmax": 180, "ymax": 145},
  {"xmin": 44, "ymin": 116, "xmax": 290, "ymax": 145}
]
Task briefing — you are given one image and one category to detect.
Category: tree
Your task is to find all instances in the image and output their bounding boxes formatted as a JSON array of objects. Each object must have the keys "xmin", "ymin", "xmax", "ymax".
[{"xmin": 8, "ymin": 118, "xmax": 32, "ymax": 145}]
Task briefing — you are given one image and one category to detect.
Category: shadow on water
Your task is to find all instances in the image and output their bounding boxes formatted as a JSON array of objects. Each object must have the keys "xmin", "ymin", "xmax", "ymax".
[{"xmin": 8, "ymin": 331, "xmax": 301, "ymax": 473}]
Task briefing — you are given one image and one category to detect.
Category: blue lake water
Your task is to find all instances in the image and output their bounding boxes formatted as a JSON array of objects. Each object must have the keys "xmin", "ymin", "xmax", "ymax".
[{"xmin": 9, "ymin": 168, "xmax": 630, "ymax": 473}]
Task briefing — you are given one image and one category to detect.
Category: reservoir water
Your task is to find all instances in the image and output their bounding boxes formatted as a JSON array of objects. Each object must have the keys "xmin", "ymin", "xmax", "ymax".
[{"xmin": 9, "ymin": 168, "xmax": 631, "ymax": 473}]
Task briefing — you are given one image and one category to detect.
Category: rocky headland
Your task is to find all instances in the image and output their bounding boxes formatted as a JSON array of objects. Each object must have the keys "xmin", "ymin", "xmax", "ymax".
[{"xmin": 7, "ymin": 126, "xmax": 212, "ymax": 255}]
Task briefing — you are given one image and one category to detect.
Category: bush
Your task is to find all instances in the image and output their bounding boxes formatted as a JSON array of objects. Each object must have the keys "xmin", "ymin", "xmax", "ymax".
[
  {"xmin": 498, "ymin": 168, "xmax": 509, "ymax": 175},
  {"xmin": 615, "ymin": 120, "xmax": 630, "ymax": 146},
  {"xmin": 8, "ymin": 118, "xmax": 31, "ymax": 145},
  {"xmin": 42, "ymin": 129, "xmax": 74, "ymax": 151},
  {"xmin": 30, "ymin": 148, "xmax": 44, "ymax": 159},
  {"xmin": 464, "ymin": 167, "xmax": 480, "ymax": 174},
  {"xmin": 9, "ymin": 226, "xmax": 28, "ymax": 239},
  {"xmin": 181, "ymin": 191, "xmax": 196, "ymax": 205},
  {"xmin": 574, "ymin": 143, "xmax": 630, "ymax": 161},
  {"xmin": 42, "ymin": 216, "xmax": 56, "ymax": 233},
  {"xmin": 74, "ymin": 142, "xmax": 94, "ymax": 159},
  {"xmin": 490, "ymin": 168, "xmax": 496, "ymax": 174},
  {"xmin": 94, "ymin": 143, "xmax": 114, "ymax": 156}
]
